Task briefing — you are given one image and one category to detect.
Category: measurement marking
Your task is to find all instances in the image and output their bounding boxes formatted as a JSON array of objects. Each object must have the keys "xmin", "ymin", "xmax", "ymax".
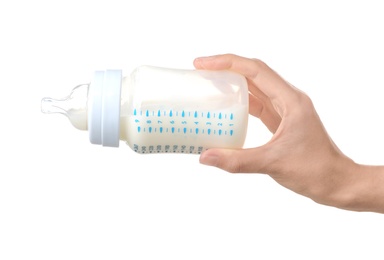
[
  {"xmin": 158, "ymin": 110, "xmax": 161, "ymax": 117},
  {"xmin": 230, "ymin": 113, "xmax": 234, "ymax": 120},
  {"xmin": 195, "ymin": 128, "xmax": 199, "ymax": 134},
  {"xmin": 230, "ymin": 130, "xmax": 234, "ymax": 136},
  {"xmin": 219, "ymin": 113, "xmax": 222, "ymax": 119},
  {"xmin": 194, "ymin": 111, "xmax": 198, "ymax": 118},
  {"xmin": 207, "ymin": 112, "xmax": 210, "ymax": 119},
  {"xmin": 171, "ymin": 127, "xmax": 175, "ymax": 133},
  {"xmin": 137, "ymin": 126, "xmax": 141, "ymax": 133},
  {"xmin": 182, "ymin": 111, "xmax": 185, "ymax": 117},
  {"xmin": 160, "ymin": 127, "xmax": 163, "ymax": 133},
  {"xmin": 169, "ymin": 110, "xmax": 173, "ymax": 117}
]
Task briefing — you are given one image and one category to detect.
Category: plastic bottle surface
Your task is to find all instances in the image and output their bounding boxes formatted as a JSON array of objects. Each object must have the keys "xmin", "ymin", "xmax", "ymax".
[{"xmin": 41, "ymin": 66, "xmax": 249, "ymax": 154}]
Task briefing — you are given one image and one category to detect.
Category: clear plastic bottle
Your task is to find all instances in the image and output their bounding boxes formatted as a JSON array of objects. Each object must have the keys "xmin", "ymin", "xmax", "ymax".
[{"xmin": 41, "ymin": 66, "xmax": 249, "ymax": 154}]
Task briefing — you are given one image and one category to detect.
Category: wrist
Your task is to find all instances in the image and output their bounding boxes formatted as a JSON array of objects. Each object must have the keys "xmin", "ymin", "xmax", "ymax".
[{"xmin": 327, "ymin": 159, "xmax": 384, "ymax": 213}]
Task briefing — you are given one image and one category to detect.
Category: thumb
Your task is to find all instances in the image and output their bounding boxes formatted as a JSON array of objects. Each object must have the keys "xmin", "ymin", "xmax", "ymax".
[{"xmin": 199, "ymin": 147, "xmax": 269, "ymax": 173}]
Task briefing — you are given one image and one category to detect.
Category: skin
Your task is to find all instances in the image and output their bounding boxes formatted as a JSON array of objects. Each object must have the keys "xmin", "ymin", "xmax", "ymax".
[{"xmin": 194, "ymin": 54, "xmax": 384, "ymax": 213}]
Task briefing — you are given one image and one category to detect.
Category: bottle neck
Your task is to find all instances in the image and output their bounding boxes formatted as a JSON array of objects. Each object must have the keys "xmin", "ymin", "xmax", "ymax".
[{"xmin": 88, "ymin": 70, "xmax": 122, "ymax": 147}]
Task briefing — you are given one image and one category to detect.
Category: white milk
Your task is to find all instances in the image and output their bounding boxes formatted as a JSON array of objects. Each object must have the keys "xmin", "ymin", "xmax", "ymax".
[
  {"xmin": 42, "ymin": 66, "xmax": 249, "ymax": 153},
  {"xmin": 121, "ymin": 106, "xmax": 248, "ymax": 154}
]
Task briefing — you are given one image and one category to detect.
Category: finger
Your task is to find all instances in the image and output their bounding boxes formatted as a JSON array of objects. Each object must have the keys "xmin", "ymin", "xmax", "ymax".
[
  {"xmin": 199, "ymin": 146, "xmax": 272, "ymax": 174},
  {"xmin": 249, "ymin": 93, "xmax": 281, "ymax": 133},
  {"xmin": 248, "ymin": 93, "xmax": 264, "ymax": 118},
  {"xmin": 194, "ymin": 54, "xmax": 298, "ymax": 111}
]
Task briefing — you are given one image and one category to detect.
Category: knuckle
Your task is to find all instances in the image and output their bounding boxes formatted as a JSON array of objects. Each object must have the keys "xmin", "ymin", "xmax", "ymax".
[
  {"xmin": 298, "ymin": 92, "xmax": 315, "ymax": 112},
  {"xmin": 289, "ymin": 91, "xmax": 318, "ymax": 121},
  {"xmin": 251, "ymin": 58, "xmax": 268, "ymax": 70},
  {"xmin": 226, "ymin": 163, "xmax": 242, "ymax": 173},
  {"xmin": 291, "ymin": 89, "xmax": 314, "ymax": 109},
  {"xmin": 249, "ymin": 58, "xmax": 270, "ymax": 79},
  {"xmin": 222, "ymin": 153, "xmax": 244, "ymax": 173},
  {"xmin": 251, "ymin": 58, "xmax": 265, "ymax": 65}
]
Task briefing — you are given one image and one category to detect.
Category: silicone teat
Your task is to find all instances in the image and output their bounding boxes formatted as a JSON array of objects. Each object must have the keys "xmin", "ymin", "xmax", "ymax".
[{"xmin": 41, "ymin": 84, "xmax": 89, "ymax": 130}]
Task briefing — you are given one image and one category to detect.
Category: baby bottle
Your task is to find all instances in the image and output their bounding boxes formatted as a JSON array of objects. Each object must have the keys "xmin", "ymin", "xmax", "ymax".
[{"xmin": 41, "ymin": 66, "xmax": 249, "ymax": 154}]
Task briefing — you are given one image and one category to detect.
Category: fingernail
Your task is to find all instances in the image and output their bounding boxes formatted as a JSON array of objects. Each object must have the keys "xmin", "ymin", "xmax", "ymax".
[{"xmin": 196, "ymin": 55, "xmax": 215, "ymax": 61}]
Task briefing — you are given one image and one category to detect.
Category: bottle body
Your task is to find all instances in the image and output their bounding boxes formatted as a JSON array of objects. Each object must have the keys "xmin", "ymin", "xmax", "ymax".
[
  {"xmin": 41, "ymin": 65, "xmax": 249, "ymax": 153},
  {"xmin": 119, "ymin": 66, "xmax": 248, "ymax": 154}
]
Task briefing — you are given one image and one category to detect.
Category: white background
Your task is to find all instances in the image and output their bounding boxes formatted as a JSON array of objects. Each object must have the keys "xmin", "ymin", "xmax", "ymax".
[{"xmin": 1, "ymin": 0, "xmax": 384, "ymax": 259}]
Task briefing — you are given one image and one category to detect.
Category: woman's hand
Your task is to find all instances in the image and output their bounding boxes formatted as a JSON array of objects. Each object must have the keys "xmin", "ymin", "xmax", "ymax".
[{"xmin": 194, "ymin": 54, "xmax": 384, "ymax": 213}]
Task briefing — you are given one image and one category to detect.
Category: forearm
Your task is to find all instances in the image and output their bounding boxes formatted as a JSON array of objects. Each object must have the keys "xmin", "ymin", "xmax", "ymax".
[{"xmin": 331, "ymin": 161, "xmax": 384, "ymax": 213}]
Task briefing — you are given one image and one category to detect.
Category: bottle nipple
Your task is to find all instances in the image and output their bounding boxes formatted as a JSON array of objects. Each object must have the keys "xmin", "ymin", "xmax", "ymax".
[{"xmin": 41, "ymin": 84, "xmax": 89, "ymax": 130}]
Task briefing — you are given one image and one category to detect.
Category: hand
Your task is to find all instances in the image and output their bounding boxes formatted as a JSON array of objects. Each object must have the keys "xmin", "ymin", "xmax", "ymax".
[{"xmin": 194, "ymin": 54, "xmax": 384, "ymax": 213}]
